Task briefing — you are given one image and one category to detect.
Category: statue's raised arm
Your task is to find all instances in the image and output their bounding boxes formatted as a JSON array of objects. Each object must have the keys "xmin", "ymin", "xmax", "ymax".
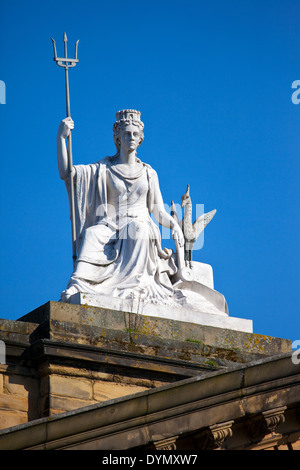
[{"xmin": 57, "ymin": 117, "xmax": 74, "ymax": 180}]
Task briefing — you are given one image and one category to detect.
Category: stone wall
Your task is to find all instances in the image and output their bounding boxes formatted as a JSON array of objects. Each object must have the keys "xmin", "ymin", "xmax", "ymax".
[
  {"xmin": 0, "ymin": 352, "xmax": 299, "ymax": 450},
  {"xmin": 0, "ymin": 364, "xmax": 40, "ymax": 429},
  {"xmin": 0, "ymin": 301, "xmax": 292, "ymax": 432},
  {"xmin": 0, "ymin": 318, "xmax": 40, "ymax": 429},
  {"xmin": 39, "ymin": 362, "xmax": 151, "ymax": 417}
]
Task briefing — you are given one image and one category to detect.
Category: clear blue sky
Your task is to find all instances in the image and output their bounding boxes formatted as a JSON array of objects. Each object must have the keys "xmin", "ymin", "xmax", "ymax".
[{"xmin": 0, "ymin": 0, "xmax": 299, "ymax": 343}]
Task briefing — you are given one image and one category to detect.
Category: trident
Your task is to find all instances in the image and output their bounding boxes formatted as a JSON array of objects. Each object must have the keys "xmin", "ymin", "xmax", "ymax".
[{"xmin": 51, "ymin": 33, "xmax": 79, "ymax": 269}]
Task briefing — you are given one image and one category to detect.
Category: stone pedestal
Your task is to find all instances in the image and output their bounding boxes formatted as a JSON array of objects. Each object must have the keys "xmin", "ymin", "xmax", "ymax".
[
  {"xmin": 65, "ymin": 261, "xmax": 253, "ymax": 332},
  {"xmin": 0, "ymin": 301, "xmax": 292, "ymax": 431},
  {"xmin": 69, "ymin": 292, "xmax": 251, "ymax": 332},
  {"xmin": 65, "ymin": 261, "xmax": 253, "ymax": 333}
]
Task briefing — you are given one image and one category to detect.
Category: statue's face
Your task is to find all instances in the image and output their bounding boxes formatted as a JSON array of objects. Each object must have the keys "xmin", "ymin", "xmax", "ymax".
[{"xmin": 119, "ymin": 123, "xmax": 141, "ymax": 152}]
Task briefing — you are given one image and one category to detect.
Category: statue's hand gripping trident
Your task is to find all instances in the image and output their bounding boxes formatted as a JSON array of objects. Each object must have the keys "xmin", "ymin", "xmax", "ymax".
[{"xmin": 51, "ymin": 33, "xmax": 79, "ymax": 269}]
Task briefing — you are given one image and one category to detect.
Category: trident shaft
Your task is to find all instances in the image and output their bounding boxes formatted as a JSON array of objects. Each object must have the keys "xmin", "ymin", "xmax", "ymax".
[{"xmin": 51, "ymin": 33, "xmax": 79, "ymax": 269}]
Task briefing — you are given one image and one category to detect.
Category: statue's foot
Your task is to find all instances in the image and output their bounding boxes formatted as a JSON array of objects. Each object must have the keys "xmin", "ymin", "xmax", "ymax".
[{"xmin": 60, "ymin": 286, "xmax": 79, "ymax": 303}]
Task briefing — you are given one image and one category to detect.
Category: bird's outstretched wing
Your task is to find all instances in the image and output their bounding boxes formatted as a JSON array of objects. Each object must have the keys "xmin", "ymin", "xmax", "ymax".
[
  {"xmin": 193, "ymin": 209, "xmax": 217, "ymax": 238},
  {"xmin": 170, "ymin": 200, "xmax": 182, "ymax": 228}
]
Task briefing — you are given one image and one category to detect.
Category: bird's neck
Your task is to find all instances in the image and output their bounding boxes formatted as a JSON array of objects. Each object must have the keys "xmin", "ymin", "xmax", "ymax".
[{"xmin": 183, "ymin": 200, "xmax": 192, "ymax": 219}]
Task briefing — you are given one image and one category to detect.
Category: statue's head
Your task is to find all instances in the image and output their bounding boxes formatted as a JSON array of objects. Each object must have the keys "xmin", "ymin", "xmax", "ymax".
[{"xmin": 113, "ymin": 109, "xmax": 144, "ymax": 154}]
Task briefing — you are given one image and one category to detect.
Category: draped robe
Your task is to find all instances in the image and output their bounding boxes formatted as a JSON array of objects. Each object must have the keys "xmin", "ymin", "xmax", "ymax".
[{"xmin": 61, "ymin": 156, "xmax": 178, "ymax": 304}]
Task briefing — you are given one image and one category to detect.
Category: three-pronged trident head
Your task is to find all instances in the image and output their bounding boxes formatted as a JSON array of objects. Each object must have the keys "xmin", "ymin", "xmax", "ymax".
[{"xmin": 51, "ymin": 32, "xmax": 79, "ymax": 69}]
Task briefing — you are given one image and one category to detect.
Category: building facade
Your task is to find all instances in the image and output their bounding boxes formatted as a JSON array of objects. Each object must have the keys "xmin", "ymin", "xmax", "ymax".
[{"xmin": 0, "ymin": 301, "xmax": 299, "ymax": 450}]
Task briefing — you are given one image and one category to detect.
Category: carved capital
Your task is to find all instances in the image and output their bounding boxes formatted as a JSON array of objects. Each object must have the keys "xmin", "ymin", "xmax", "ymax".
[
  {"xmin": 153, "ymin": 436, "xmax": 178, "ymax": 450},
  {"xmin": 263, "ymin": 407, "xmax": 286, "ymax": 433},
  {"xmin": 249, "ymin": 406, "xmax": 287, "ymax": 439},
  {"xmin": 197, "ymin": 420, "xmax": 234, "ymax": 450}
]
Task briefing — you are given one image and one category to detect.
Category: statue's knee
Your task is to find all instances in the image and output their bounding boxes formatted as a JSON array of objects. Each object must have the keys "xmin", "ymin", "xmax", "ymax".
[{"xmin": 85, "ymin": 224, "xmax": 110, "ymax": 239}]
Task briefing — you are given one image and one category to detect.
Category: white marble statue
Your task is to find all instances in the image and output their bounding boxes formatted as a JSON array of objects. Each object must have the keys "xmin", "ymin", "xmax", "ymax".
[
  {"xmin": 57, "ymin": 110, "xmax": 185, "ymax": 306},
  {"xmin": 56, "ymin": 109, "xmax": 239, "ymax": 327}
]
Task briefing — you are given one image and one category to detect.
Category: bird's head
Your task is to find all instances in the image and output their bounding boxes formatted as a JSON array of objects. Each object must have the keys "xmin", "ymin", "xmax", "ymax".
[{"xmin": 181, "ymin": 184, "xmax": 191, "ymax": 208}]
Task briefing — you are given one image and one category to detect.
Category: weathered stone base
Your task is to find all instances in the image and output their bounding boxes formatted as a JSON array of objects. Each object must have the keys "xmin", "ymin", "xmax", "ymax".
[
  {"xmin": 0, "ymin": 301, "xmax": 292, "ymax": 433},
  {"xmin": 69, "ymin": 291, "xmax": 252, "ymax": 332},
  {"xmin": 19, "ymin": 301, "xmax": 288, "ymax": 364}
]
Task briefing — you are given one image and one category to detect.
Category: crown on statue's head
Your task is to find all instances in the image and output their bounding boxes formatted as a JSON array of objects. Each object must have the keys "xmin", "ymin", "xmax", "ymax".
[
  {"xmin": 113, "ymin": 109, "xmax": 144, "ymax": 136},
  {"xmin": 115, "ymin": 109, "xmax": 142, "ymax": 124}
]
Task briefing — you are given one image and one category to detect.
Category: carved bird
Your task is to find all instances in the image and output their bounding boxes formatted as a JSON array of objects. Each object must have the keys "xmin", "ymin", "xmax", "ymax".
[{"xmin": 171, "ymin": 184, "xmax": 216, "ymax": 268}]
